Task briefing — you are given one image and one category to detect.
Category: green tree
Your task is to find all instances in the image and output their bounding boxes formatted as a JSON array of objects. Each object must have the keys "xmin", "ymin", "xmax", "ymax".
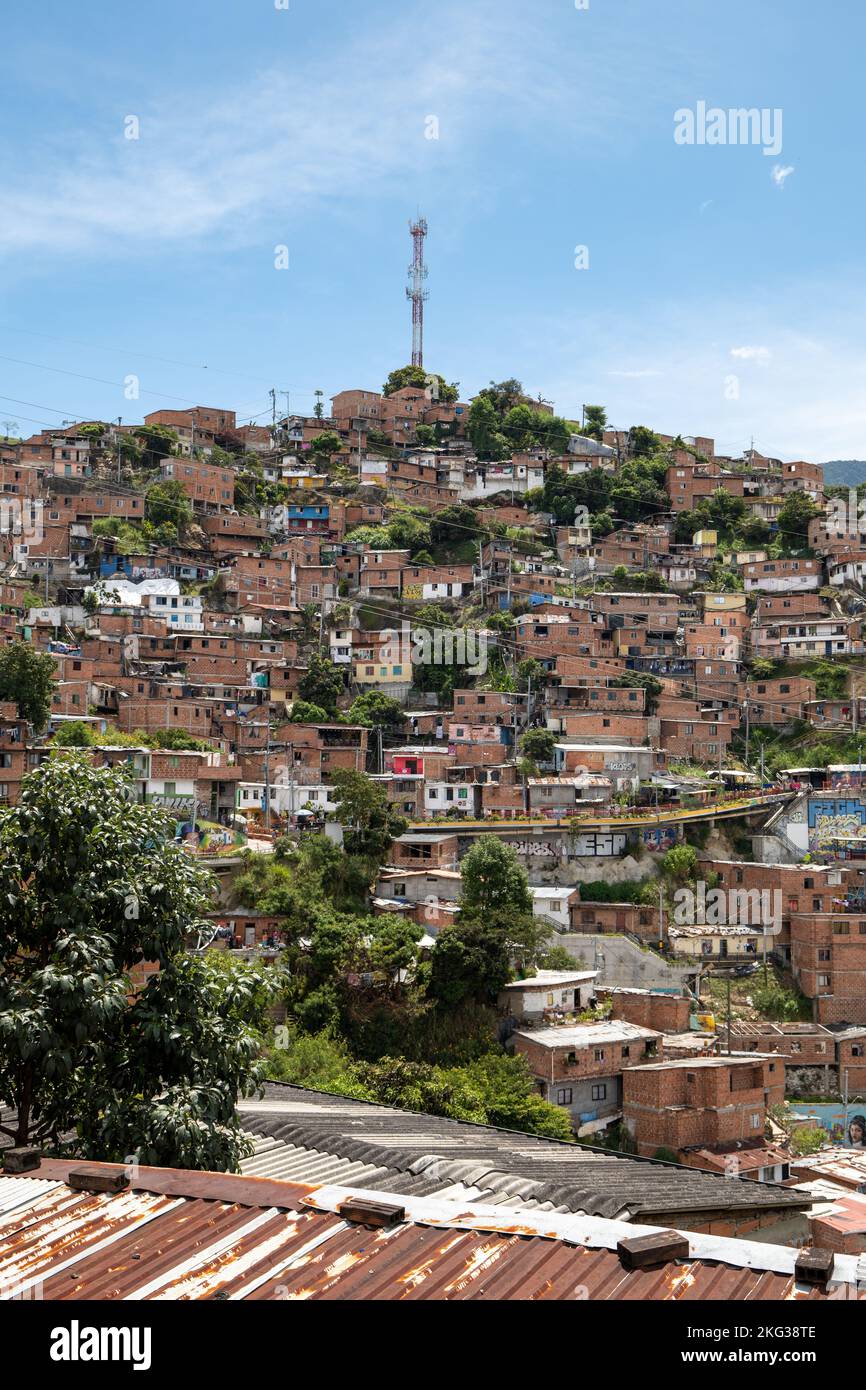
[
  {"xmin": 582, "ymin": 405, "xmax": 607, "ymax": 442},
  {"xmin": 429, "ymin": 502, "xmax": 482, "ymax": 547},
  {"xmin": 145, "ymin": 479, "xmax": 193, "ymax": 530},
  {"xmin": 265, "ymin": 1026, "xmax": 370, "ymax": 1096},
  {"xmin": 519, "ymin": 728, "xmax": 556, "ymax": 763},
  {"xmin": 460, "ymin": 836, "xmax": 534, "ymax": 917},
  {"xmin": 310, "ymin": 431, "xmax": 342, "ymax": 459},
  {"xmin": 0, "ymin": 643, "xmax": 56, "ymax": 729},
  {"xmin": 703, "ymin": 487, "xmax": 746, "ymax": 534},
  {"xmin": 467, "ymin": 396, "xmax": 509, "ymax": 460},
  {"xmin": 776, "ymin": 491, "xmax": 821, "ymax": 553},
  {"xmin": 132, "ymin": 424, "xmax": 180, "ymax": 468},
  {"xmin": 661, "ymin": 844, "xmax": 698, "ymax": 886},
  {"xmin": 429, "ymin": 917, "xmax": 513, "ymax": 1007},
  {"xmin": 431, "ymin": 839, "xmax": 549, "ymax": 1007},
  {"xmin": 0, "ymin": 754, "xmax": 269, "ymax": 1167},
  {"xmin": 144, "ymin": 728, "xmax": 212, "ymax": 752},
  {"xmin": 288, "ymin": 699, "xmax": 330, "ymax": 724},
  {"xmin": 503, "ymin": 406, "xmax": 570, "ymax": 455},
  {"xmin": 329, "ymin": 769, "xmax": 408, "ymax": 861},
  {"xmin": 477, "ymin": 378, "xmax": 526, "ymax": 418},
  {"xmin": 628, "ymin": 425, "xmax": 659, "ymax": 457},
  {"xmin": 297, "ymin": 653, "xmax": 344, "ymax": 717},
  {"xmin": 349, "ymin": 691, "xmax": 407, "ymax": 730},
  {"xmin": 51, "ymin": 720, "xmax": 95, "ymax": 748},
  {"xmin": 790, "ymin": 1126, "xmax": 825, "ymax": 1156},
  {"xmin": 739, "ymin": 515, "xmax": 772, "ymax": 547},
  {"xmin": 354, "ymin": 1056, "xmax": 487, "ymax": 1121},
  {"xmin": 462, "ymin": 1054, "xmax": 574, "ymax": 1140},
  {"xmin": 382, "ymin": 366, "xmax": 459, "ymax": 402}
]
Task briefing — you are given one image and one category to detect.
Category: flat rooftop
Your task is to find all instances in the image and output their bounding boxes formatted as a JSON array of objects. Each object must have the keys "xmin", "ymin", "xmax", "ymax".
[{"xmin": 514, "ymin": 1021, "xmax": 660, "ymax": 1048}]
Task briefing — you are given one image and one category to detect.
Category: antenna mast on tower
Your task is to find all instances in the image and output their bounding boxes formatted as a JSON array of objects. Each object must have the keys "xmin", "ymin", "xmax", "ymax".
[{"xmin": 406, "ymin": 217, "xmax": 429, "ymax": 368}]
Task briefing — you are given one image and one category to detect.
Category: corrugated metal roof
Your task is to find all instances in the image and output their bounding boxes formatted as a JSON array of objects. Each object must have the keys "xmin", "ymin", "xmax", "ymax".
[
  {"xmin": 0, "ymin": 1162, "xmax": 859, "ymax": 1303},
  {"xmin": 238, "ymin": 1084, "xmax": 812, "ymax": 1223}
]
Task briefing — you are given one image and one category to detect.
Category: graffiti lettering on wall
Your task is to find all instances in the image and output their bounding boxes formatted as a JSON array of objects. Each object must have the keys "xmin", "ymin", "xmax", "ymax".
[
  {"xmin": 149, "ymin": 795, "xmax": 210, "ymax": 818},
  {"xmin": 509, "ymin": 833, "xmax": 627, "ymax": 859},
  {"xmin": 807, "ymin": 798, "xmax": 866, "ymax": 853}
]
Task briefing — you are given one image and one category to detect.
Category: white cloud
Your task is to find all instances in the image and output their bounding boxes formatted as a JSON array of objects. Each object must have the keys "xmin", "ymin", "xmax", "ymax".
[
  {"xmin": 528, "ymin": 285, "xmax": 866, "ymax": 460},
  {"xmin": 772, "ymin": 164, "xmax": 795, "ymax": 188},
  {"xmin": 730, "ymin": 345, "xmax": 771, "ymax": 364},
  {"xmin": 0, "ymin": 4, "xmax": 673, "ymax": 259}
]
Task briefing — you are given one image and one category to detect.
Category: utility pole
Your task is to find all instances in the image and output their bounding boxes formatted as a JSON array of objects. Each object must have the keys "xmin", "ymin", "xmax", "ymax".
[
  {"xmin": 658, "ymin": 881, "xmax": 666, "ymax": 949},
  {"xmin": 744, "ymin": 698, "xmax": 751, "ymax": 769},
  {"xmin": 264, "ymin": 719, "xmax": 271, "ymax": 834},
  {"xmin": 116, "ymin": 417, "xmax": 122, "ymax": 483},
  {"xmin": 726, "ymin": 973, "xmax": 732, "ymax": 1056}
]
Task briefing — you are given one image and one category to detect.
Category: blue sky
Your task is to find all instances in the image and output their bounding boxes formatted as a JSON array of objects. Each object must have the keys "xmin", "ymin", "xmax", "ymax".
[{"xmin": 1, "ymin": 0, "xmax": 863, "ymax": 460}]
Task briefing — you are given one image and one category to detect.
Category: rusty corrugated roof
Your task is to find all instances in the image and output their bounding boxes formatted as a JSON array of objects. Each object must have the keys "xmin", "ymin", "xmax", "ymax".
[{"xmin": 0, "ymin": 1160, "xmax": 861, "ymax": 1302}]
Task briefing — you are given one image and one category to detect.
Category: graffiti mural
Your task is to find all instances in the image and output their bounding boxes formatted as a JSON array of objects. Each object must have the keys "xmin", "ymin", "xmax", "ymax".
[
  {"xmin": 807, "ymin": 798, "xmax": 866, "ymax": 853},
  {"xmin": 806, "ymin": 800, "xmax": 866, "ymax": 850},
  {"xmin": 789, "ymin": 1103, "xmax": 866, "ymax": 1148},
  {"xmin": 642, "ymin": 826, "xmax": 679, "ymax": 852}
]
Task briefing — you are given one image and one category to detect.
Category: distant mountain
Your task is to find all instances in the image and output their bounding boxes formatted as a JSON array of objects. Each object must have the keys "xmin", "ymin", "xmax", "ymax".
[{"xmin": 823, "ymin": 460, "xmax": 866, "ymax": 487}]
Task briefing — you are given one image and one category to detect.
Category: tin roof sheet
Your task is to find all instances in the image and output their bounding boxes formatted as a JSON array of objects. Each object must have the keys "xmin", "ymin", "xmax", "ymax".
[{"xmin": 0, "ymin": 1162, "xmax": 859, "ymax": 1303}]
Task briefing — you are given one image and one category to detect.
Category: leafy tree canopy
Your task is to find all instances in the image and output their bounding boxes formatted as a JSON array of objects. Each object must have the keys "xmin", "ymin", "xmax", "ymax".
[
  {"xmin": 382, "ymin": 366, "xmax": 459, "ymax": 403},
  {"xmin": 348, "ymin": 691, "xmax": 407, "ymax": 730},
  {"xmin": 0, "ymin": 754, "xmax": 268, "ymax": 1168},
  {"xmin": 0, "ymin": 643, "xmax": 56, "ymax": 730},
  {"xmin": 297, "ymin": 653, "xmax": 345, "ymax": 718},
  {"xmin": 145, "ymin": 479, "xmax": 193, "ymax": 530}
]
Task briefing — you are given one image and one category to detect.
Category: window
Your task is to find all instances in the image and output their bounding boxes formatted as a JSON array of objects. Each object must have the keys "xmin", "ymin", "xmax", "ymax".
[
  {"xmin": 591, "ymin": 1084, "xmax": 607, "ymax": 1102},
  {"xmin": 556, "ymin": 1088, "xmax": 573, "ymax": 1106},
  {"xmin": 593, "ymin": 1048, "xmax": 605, "ymax": 1062},
  {"xmin": 751, "ymin": 1114, "xmax": 761, "ymax": 1130}
]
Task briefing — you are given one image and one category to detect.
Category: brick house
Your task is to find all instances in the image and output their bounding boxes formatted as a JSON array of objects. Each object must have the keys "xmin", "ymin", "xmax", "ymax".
[
  {"xmin": 514, "ymin": 1020, "xmax": 662, "ymax": 1133},
  {"xmin": 622, "ymin": 1056, "xmax": 785, "ymax": 1159}
]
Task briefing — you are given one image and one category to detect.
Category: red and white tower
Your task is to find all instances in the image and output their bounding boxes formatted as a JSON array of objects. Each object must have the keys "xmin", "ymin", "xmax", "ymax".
[{"xmin": 406, "ymin": 217, "xmax": 429, "ymax": 368}]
